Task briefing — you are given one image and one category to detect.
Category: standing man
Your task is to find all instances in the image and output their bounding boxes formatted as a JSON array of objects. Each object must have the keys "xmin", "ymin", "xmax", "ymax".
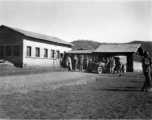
[
  {"xmin": 84, "ymin": 55, "xmax": 89, "ymax": 71},
  {"xmin": 86, "ymin": 56, "xmax": 89, "ymax": 71},
  {"xmin": 110, "ymin": 57, "xmax": 115, "ymax": 74},
  {"xmin": 141, "ymin": 51, "xmax": 152, "ymax": 91},
  {"xmin": 117, "ymin": 59, "xmax": 122, "ymax": 73},
  {"xmin": 66, "ymin": 54, "xmax": 72, "ymax": 71},
  {"xmin": 72, "ymin": 55, "xmax": 78, "ymax": 71},
  {"xmin": 79, "ymin": 55, "xmax": 83, "ymax": 71},
  {"xmin": 105, "ymin": 57, "xmax": 110, "ymax": 71},
  {"xmin": 102, "ymin": 57, "xmax": 106, "ymax": 68}
]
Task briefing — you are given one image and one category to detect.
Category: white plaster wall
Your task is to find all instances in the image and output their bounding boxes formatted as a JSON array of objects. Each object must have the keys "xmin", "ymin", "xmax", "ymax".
[
  {"xmin": 133, "ymin": 61, "xmax": 142, "ymax": 72},
  {"xmin": 22, "ymin": 39, "xmax": 72, "ymax": 67}
]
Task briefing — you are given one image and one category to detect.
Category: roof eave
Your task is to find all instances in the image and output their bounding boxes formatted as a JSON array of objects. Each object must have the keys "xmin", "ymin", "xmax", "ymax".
[
  {"xmin": 1, "ymin": 25, "xmax": 73, "ymax": 47},
  {"xmin": 134, "ymin": 44, "xmax": 141, "ymax": 53}
]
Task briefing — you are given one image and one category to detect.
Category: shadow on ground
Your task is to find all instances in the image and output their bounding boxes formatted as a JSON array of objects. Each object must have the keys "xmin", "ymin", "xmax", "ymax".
[{"xmin": 100, "ymin": 87, "xmax": 141, "ymax": 92}]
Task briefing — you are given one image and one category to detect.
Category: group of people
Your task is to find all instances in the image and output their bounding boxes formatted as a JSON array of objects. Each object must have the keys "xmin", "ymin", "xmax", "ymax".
[
  {"xmin": 65, "ymin": 54, "xmax": 90, "ymax": 72},
  {"xmin": 62, "ymin": 51, "xmax": 152, "ymax": 91},
  {"xmin": 141, "ymin": 51, "xmax": 152, "ymax": 92},
  {"xmin": 103, "ymin": 57, "xmax": 123, "ymax": 74},
  {"xmin": 64, "ymin": 54, "xmax": 123, "ymax": 74}
]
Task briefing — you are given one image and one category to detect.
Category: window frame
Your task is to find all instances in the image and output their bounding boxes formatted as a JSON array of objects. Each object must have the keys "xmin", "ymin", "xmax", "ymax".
[
  {"xmin": 26, "ymin": 46, "xmax": 32, "ymax": 57},
  {"xmin": 6, "ymin": 46, "xmax": 12, "ymax": 56},
  {"xmin": 51, "ymin": 49, "xmax": 54, "ymax": 58},
  {"xmin": 44, "ymin": 48, "xmax": 48, "ymax": 58},
  {"xmin": 0, "ymin": 46, "xmax": 4, "ymax": 56},
  {"xmin": 35, "ymin": 47, "xmax": 40, "ymax": 57},
  {"xmin": 14, "ymin": 46, "xmax": 20, "ymax": 56}
]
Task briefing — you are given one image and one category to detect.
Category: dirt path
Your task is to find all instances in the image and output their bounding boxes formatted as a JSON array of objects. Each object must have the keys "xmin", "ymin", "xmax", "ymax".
[
  {"xmin": 0, "ymin": 71, "xmax": 152, "ymax": 119},
  {"xmin": 0, "ymin": 71, "xmax": 98, "ymax": 95}
]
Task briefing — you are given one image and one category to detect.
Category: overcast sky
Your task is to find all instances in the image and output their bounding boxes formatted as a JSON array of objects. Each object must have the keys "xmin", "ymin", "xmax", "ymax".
[{"xmin": 0, "ymin": 0, "xmax": 152, "ymax": 43}]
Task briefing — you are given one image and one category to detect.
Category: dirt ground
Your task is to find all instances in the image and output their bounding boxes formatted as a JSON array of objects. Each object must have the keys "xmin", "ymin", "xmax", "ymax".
[
  {"xmin": 0, "ymin": 68, "xmax": 152, "ymax": 119},
  {"xmin": 0, "ymin": 65, "xmax": 66, "ymax": 76}
]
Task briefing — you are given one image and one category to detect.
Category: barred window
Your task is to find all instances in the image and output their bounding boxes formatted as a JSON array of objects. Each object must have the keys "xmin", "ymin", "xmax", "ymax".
[
  {"xmin": 6, "ymin": 46, "xmax": 12, "ymax": 56},
  {"xmin": 27, "ymin": 46, "xmax": 31, "ymax": 57},
  {"xmin": 51, "ymin": 50, "xmax": 54, "ymax": 58},
  {"xmin": 0, "ymin": 46, "xmax": 4, "ymax": 56},
  {"xmin": 44, "ymin": 49, "xmax": 48, "ymax": 58},
  {"xmin": 14, "ymin": 46, "xmax": 20, "ymax": 56},
  {"xmin": 35, "ymin": 47, "xmax": 40, "ymax": 57}
]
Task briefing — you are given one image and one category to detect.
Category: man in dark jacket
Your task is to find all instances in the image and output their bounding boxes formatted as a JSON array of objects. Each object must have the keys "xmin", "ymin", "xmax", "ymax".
[{"xmin": 141, "ymin": 51, "xmax": 152, "ymax": 91}]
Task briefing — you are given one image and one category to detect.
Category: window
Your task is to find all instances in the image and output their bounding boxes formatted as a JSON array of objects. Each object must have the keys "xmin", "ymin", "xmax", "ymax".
[
  {"xmin": 26, "ymin": 46, "xmax": 31, "ymax": 56},
  {"xmin": 35, "ymin": 47, "xmax": 40, "ymax": 57},
  {"xmin": 14, "ymin": 46, "xmax": 20, "ymax": 56},
  {"xmin": 56, "ymin": 50, "xmax": 60, "ymax": 58},
  {"xmin": 6, "ymin": 46, "xmax": 12, "ymax": 56},
  {"xmin": 0, "ymin": 46, "xmax": 4, "ymax": 56},
  {"xmin": 44, "ymin": 49, "xmax": 48, "ymax": 58},
  {"xmin": 51, "ymin": 50, "xmax": 54, "ymax": 58}
]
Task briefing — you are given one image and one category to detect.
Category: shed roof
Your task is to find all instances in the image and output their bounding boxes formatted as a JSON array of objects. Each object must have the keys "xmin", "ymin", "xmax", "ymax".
[
  {"xmin": 1, "ymin": 25, "xmax": 74, "ymax": 46},
  {"xmin": 94, "ymin": 44, "xmax": 141, "ymax": 53},
  {"xmin": 67, "ymin": 50, "xmax": 94, "ymax": 54}
]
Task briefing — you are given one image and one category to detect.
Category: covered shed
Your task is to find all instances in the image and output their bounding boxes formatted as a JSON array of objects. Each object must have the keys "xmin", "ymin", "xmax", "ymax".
[
  {"xmin": 68, "ymin": 43, "xmax": 144, "ymax": 72},
  {"xmin": 94, "ymin": 43, "xmax": 144, "ymax": 72}
]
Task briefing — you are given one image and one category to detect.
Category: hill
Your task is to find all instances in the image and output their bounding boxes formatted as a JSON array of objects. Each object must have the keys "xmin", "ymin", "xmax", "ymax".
[
  {"xmin": 129, "ymin": 41, "xmax": 152, "ymax": 57},
  {"xmin": 71, "ymin": 40, "xmax": 101, "ymax": 50}
]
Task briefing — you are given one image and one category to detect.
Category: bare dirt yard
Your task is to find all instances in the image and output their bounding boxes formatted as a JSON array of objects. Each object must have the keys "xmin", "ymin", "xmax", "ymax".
[{"xmin": 0, "ymin": 67, "xmax": 152, "ymax": 119}]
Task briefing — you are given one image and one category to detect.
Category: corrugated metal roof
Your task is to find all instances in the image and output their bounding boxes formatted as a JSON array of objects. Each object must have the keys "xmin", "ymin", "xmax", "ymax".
[
  {"xmin": 1, "ymin": 25, "xmax": 74, "ymax": 46},
  {"xmin": 94, "ymin": 44, "xmax": 141, "ymax": 53},
  {"xmin": 67, "ymin": 50, "xmax": 94, "ymax": 54}
]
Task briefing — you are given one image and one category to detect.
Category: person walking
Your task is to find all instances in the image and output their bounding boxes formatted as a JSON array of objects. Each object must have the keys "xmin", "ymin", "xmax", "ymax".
[
  {"xmin": 141, "ymin": 51, "xmax": 152, "ymax": 91},
  {"xmin": 110, "ymin": 57, "xmax": 115, "ymax": 74}
]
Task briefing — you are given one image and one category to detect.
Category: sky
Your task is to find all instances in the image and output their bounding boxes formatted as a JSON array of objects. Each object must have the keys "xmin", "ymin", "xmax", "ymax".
[{"xmin": 0, "ymin": 0, "xmax": 152, "ymax": 43}]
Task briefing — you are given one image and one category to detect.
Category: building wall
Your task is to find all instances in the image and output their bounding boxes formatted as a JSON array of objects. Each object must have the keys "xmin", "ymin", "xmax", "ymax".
[
  {"xmin": 132, "ymin": 54, "xmax": 143, "ymax": 72},
  {"xmin": 22, "ymin": 39, "xmax": 72, "ymax": 67},
  {"xmin": 0, "ymin": 27, "xmax": 23, "ymax": 67},
  {"xmin": 133, "ymin": 61, "xmax": 142, "ymax": 72}
]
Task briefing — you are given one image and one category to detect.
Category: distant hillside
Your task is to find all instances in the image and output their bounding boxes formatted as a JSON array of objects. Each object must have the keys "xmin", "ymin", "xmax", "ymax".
[
  {"xmin": 129, "ymin": 41, "xmax": 152, "ymax": 57},
  {"xmin": 71, "ymin": 40, "xmax": 101, "ymax": 50},
  {"xmin": 71, "ymin": 40, "xmax": 152, "ymax": 57}
]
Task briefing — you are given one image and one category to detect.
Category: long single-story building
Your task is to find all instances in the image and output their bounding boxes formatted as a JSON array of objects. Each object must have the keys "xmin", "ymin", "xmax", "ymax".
[
  {"xmin": 0, "ymin": 25, "xmax": 74, "ymax": 67},
  {"xmin": 67, "ymin": 43, "xmax": 144, "ymax": 72}
]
